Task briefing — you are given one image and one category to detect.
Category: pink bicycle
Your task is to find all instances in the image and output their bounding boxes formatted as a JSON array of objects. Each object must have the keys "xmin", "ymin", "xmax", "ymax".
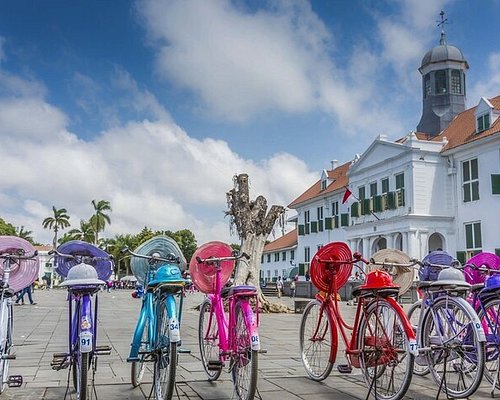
[{"xmin": 190, "ymin": 242, "xmax": 260, "ymax": 400}]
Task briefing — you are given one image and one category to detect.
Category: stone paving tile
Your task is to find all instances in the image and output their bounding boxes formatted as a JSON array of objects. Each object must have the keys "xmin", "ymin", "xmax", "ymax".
[{"xmin": 2, "ymin": 288, "xmax": 498, "ymax": 399}]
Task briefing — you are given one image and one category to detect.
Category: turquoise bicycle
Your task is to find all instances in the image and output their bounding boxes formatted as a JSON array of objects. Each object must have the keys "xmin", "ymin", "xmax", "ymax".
[{"xmin": 121, "ymin": 236, "xmax": 188, "ymax": 400}]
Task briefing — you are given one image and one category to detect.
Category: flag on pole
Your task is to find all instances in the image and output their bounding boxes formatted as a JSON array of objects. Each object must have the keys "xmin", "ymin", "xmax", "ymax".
[{"xmin": 342, "ymin": 187, "xmax": 353, "ymax": 204}]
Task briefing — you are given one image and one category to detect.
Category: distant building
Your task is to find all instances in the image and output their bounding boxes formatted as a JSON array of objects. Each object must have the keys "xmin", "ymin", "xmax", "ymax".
[
  {"xmin": 261, "ymin": 229, "xmax": 297, "ymax": 282},
  {"xmin": 264, "ymin": 26, "xmax": 500, "ymax": 279}
]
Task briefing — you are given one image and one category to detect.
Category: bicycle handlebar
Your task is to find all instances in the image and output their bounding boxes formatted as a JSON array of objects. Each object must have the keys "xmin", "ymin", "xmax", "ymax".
[
  {"xmin": 462, "ymin": 262, "xmax": 500, "ymax": 275},
  {"xmin": 120, "ymin": 247, "xmax": 180, "ymax": 264},
  {"xmin": 195, "ymin": 252, "xmax": 250, "ymax": 264},
  {"xmin": 0, "ymin": 249, "xmax": 38, "ymax": 260}
]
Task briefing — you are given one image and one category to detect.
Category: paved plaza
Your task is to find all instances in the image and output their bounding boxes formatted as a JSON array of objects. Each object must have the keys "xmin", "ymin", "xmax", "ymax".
[{"xmin": 3, "ymin": 288, "xmax": 499, "ymax": 399}]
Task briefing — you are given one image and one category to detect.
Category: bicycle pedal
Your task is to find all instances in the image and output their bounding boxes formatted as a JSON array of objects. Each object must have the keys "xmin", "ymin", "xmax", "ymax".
[
  {"xmin": 258, "ymin": 349, "xmax": 268, "ymax": 354},
  {"xmin": 207, "ymin": 360, "xmax": 223, "ymax": 371},
  {"xmin": 95, "ymin": 345, "xmax": 112, "ymax": 355},
  {"xmin": 7, "ymin": 375, "xmax": 22, "ymax": 388},
  {"xmin": 337, "ymin": 364, "xmax": 352, "ymax": 374},
  {"xmin": 178, "ymin": 348, "xmax": 191, "ymax": 354},
  {"xmin": 127, "ymin": 357, "xmax": 140, "ymax": 363},
  {"xmin": 1, "ymin": 354, "xmax": 16, "ymax": 360}
]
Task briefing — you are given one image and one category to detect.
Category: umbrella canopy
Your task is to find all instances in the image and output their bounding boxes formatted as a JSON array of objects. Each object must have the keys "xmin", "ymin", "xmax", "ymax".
[
  {"xmin": 368, "ymin": 249, "xmax": 413, "ymax": 295},
  {"xmin": 55, "ymin": 240, "xmax": 113, "ymax": 281},
  {"xmin": 0, "ymin": 236, "xmax": 39, "ymax": 292},
  {"xmin": 463, "ymin": 252, "xmax": 500, "ymax": 284},
  {"xmin": 120, "ymin": 275, "xmax": 138, "ymax": 282}
]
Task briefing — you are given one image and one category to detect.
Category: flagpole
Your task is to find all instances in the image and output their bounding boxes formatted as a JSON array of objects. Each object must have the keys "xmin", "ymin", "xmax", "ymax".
[{"xmin": 343, "ymin": 186, "xmax": 380, "ymax": 220}]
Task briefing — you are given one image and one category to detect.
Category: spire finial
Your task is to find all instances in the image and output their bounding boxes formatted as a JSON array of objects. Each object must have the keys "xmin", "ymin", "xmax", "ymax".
[{"xmin": 437, "ymin": 10, "xmax": 448, "ymax": 45}]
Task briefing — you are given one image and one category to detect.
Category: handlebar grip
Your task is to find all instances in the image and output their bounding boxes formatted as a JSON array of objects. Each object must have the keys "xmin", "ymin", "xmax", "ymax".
[
  {"xmin": 120, "ymin": 247, "xmax": 129, "ymax": 255},
  {"xmin": 241, "ymin": 252, "xmax": 250, "ymax": 260},
  {"xmin": 48, "ymin": 249, "xmax": 55, "ymax": 255},
  {"xmin": 196, "ymin": 256, "xmax": 202, "ymax": 263}
]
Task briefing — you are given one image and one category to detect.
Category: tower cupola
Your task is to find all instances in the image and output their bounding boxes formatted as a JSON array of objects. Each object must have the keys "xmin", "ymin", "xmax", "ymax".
[{"xmin": 417, "ymin": 11, "xmax": 469, "ymax": 136}]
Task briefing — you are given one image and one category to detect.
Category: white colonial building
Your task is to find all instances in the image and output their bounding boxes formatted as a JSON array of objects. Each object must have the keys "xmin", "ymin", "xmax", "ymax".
[{"xmin": 264, "ymin": 29, "xmax": 500, "ymax": 278}]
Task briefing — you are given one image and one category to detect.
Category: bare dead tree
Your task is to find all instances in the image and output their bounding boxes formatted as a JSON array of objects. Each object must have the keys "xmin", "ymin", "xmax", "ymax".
[{"xmin": 226, "ymin": 173, "xmax": 290, "ymax": 312}]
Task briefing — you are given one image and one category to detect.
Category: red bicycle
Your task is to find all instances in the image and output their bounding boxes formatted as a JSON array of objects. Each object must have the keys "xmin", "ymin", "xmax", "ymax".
[{"xmin": 299, "ymin": 242, "xmax": 417, "ymax": 400}]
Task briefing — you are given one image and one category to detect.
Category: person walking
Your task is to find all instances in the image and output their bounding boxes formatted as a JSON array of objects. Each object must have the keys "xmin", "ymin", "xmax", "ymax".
[
  {"xmin": 276, "ymin": 277, "xmax": 283, "ymax": 299},
  {"xmin": 290, "ymin": 279, "xmax": 296, "ymax": 298},
  {"xmin": 15, "ymin": 283, "xmax": 36, "ymax": 305}
]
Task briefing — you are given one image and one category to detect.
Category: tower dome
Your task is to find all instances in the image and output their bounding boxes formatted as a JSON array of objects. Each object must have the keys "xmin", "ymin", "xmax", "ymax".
[{"xmin": 416, "ymin": 17, "xmax": 469, "ymax": 137}]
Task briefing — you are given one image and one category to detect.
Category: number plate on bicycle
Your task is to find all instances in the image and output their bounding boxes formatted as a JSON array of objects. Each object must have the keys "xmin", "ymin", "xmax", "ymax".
[
  {"xmin": 80, "ymin": 331, "xmax": 93, "ymax": 353},
  {"xmin": 408, "ymin": 339, "xmax": 419, "ymax": 356}
]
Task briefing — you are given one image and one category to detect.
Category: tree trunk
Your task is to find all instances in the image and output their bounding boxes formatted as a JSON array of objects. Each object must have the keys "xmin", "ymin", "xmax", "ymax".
[{"xmin": 227, "ymin": 173, "xmax": 290, "ymax": 313}]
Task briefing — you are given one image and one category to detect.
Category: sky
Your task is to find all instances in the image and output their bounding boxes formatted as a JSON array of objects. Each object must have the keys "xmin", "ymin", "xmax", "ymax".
[{"xmin": 1, "ymin": 0, "xmax": 499, "ymax": 246}]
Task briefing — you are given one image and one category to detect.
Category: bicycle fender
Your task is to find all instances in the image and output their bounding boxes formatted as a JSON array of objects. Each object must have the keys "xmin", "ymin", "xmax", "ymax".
[
  {"xmin": 384, "ymin": 297, "xmax": 419, "ymax": 356},
  {"xmin": 80, "ymin": 295, "xmax": 93, "ymax": 353},
  {"xmin": 165, "ymin": 295, "xmax": 180, "ymax": 342},
  {"xmin": 240, "ymin": 301, "xmax": 260, "ymax": 351},
  {"xmin": 320, "ymin": 301, "xmax": 338, "ymax": 365}
]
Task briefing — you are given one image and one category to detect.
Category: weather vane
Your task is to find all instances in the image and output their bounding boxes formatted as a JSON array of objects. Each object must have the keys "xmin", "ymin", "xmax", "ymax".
[{"xmin": 437, "ymin": 10, "xmax": 448, "ymax": 31}]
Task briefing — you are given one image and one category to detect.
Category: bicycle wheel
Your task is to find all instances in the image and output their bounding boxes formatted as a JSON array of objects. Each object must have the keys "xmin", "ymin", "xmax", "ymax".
[
  {"xmin": 406, "ymin": 300, "xmax": 429, "ymax": 376},
  {"xmin": 422, "ymin": 296, "xmax": 484, "ymax": 398},
  {"xmin": 198, "ymin": 299, "xmax": 221, "ymax": 381},
  {"xmin": 299, "ymin": 299, "xmax": 333, "ymax": 381},
  {"xmin": 154, "ymin": 296, "xmax": 177, "ymax": 400},
  {"xmin": 72, "ymin": 351, "xmax": 89, "ymax": 400},
  {"xmin": 357, "ymin": 298, "xmax": 414, "ymax": 400},
  {"xmin": 231, "ymin": 301, "xmax": 258, "ymax": 400},
  {"xmin": 131, "ymin": 316, "xmax": 149, "ymax": 387},
  {"xmin": 0, "ymin": 301, "xmax": 12, "ymax": 393},
  {"xmin": 476, "ymin": 297, "xmax": 500, "ymax": 389}
]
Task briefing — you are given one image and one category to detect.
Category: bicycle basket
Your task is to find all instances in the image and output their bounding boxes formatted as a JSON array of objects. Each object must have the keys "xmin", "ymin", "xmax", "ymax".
[
  {"xmin": 130, "ymin": 235, "xmax": 186, "ymax": 286},
  {"xmin": 55, "ymin": 240, "xmax": 113, "ymax": 281},
  {"xmin": 0, "ymin": 236, "xmax": 39, "ymax": 292},
  {"xmin": 418, "ymin": 250, "xmax": 455, "ymax": 282},
  {"xmin": 310, "ymin": 242, "xmax": 353, "ymax": 292},
  {"xmin": 368, "ymin": 249, "xmax": 413, "ymax": 295},
  {"xmin": 463, "ymin": 252, "xmax": 500, "ymax": 285},
  {"xmin": 189, "ymin": 241, "xmax": 234, "ymax": 294}
]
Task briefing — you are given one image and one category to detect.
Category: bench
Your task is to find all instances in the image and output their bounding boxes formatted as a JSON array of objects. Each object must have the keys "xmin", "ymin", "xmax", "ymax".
[{"xmin": 294, "ymin": 300, "xmax": 310, "ymax": 314}]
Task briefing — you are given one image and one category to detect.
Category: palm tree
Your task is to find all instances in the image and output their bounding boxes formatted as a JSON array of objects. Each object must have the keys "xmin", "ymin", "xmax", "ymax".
[
  {"xmin": 68, "ymin": 220, "xmax": 94, "ymax": 243},
  {"xmin": 90, "ymin": 200, "xmax": 112, "ymax": 244},
  {"xmin": 42, "ymin": 206, "xmax": 71, "ymax": 248},
  {"xmin": 16, "ymin": 226, "xmax": 34, "ymax": 243}
]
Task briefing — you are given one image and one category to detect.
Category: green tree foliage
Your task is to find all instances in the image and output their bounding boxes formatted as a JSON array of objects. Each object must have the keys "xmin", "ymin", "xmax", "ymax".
[
  {"xmin": 0, "ymin": 218, "xmax": 17, "ymax": 236},
  {"xmin": 42, "ymin": 206, "xmax": 71, "ymax": 248},
  {"xmin": 68, "ymin": 220, "xmax": 95, "ymax": 243},
  {"xmin": 90, "ymin": 199, "xmax": 112, "ymax": 244}
]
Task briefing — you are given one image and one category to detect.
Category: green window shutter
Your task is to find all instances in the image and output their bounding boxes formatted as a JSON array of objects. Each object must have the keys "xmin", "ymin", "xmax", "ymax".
[
  {"xmin": 299, "ymin": 263, "xmax": 305, "ymax": 276},
  {"xmin": 492, "ymin": 175, "xmax": 500, "ymax": 194},
  {"xmin": 456, "ymin": 251, "xmax": 466, "ymax": 265},
  {"xmin": 387, "ymin": 191, "xmax": 396, "ymax": 209},
  {"xmin": 465, "ymin": 224, "xmax": 473, "ymax": 249},
  {"xmin": 351, "ymin": 202, "xmax": 360, "ymax": 217},
  {"xmin": 318, "ymin": 220, "xmax": 324, "ymax": 232},
  {"xmin": 471, "ymin": 181, "xmax": 479, "ymax": 200},
  {"xmin": 397, "ymin": 188, "xmax": 405, "ymax": 207},
  {"xmin": 474, "ymin": 223, "xmax": 482, "ymax": 247},
  {"xmin": 463, "ymin": 183, "xmax": 471, "ymax": 202},
  {"xmin": 305, "ymin": 223, "xmax": 310, "ymax": 235},
  {"xmin": 334, "ymin": 215, "xmax": 339, "ymax": 229},
  {"xmin": 340, "ymin": 213, "xmax": 349, "ymax": 226},
  {"xmin": 495, "ymin": 249, "xmax": 500, "ymax": 257},
  {"xmin": 310, "ymin": 221, "xmax": 318, "ymax": 233},
  {"xmin": 373, "ymin": 195, "xmax": 382, "ymax": 212},
  {"xmin": 324, "ymin": 217, "xmax": 332, "ymax": 230},
  {"xmin": 298, "ymin": 225, "xmax": 305, "ymax": 236},
  {"xmin": 362, "ymin": 198, "xmax": 371, "ymax": 215}
]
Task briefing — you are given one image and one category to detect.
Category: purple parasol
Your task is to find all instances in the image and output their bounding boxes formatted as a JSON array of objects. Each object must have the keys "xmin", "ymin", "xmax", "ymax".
[{"xmin": 419, "ymin": 250, "xmax": 455, "ymax": 281}]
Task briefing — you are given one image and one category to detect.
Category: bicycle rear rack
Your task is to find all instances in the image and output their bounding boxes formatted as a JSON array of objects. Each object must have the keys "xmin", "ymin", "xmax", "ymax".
[{"xmin": 7, "ymin": 375, "xmax": 22, "ymax": 388}]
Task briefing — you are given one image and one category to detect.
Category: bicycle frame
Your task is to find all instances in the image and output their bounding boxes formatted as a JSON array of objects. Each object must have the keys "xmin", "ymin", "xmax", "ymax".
[{"xmin": 69, "ymin": 286, "xmax": 99, "ymax": 357}]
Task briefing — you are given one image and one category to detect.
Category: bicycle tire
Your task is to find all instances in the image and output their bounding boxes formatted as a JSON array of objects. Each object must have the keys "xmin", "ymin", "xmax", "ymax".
[
  {"xmin": 198, "ymin": 300, "xmax": 222, "ymax": 381},
  {"xmin": 475, "ymin": 297, "xmax": 500, "ymax": 389},
  {"xmin": 131, "ymin": 316, "xmax": 149, "ymax": 387},
  {"xmin": 299, "ymin": 300, "xmax": 334, "ymax": 381},
  {"xmin": 421, "ymin": 296, "xmax": 485, "ymax": 398},
  {"xmin": 231, "ymin": 300, "xmax": 258, "ymax": 400},
  {"xmin": 154, "ymin": 296, "xmax": 177, "ymax": 400},
  {"xmin": 406, "ymin": 300, "xmax": 429, "ymax": 376},
  {"xmin": 357, "ymin": 298, "xmax": 414, "ymax": 400},
  {"xmin": 0, "ymin": 301, "xmax": 12, "ymax": 393},
  {"xmin": 73, "ymin": 352, "xmax": 89, "ymax": 400}
]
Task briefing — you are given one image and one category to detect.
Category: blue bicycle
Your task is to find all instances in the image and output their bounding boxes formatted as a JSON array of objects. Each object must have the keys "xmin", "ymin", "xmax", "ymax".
[
  {"xmin": 121, "ymin": 235, "xmax": 188, "ymax": 400},
  {"xmin": 50, "ymin": 241, "xmax": 114, "ymax": 400}
]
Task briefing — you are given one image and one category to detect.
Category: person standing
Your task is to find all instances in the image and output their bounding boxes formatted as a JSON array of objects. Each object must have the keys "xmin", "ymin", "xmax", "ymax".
[{"xmin": 290, "ymin": 279, "xmax": 296, "ymax": 298}]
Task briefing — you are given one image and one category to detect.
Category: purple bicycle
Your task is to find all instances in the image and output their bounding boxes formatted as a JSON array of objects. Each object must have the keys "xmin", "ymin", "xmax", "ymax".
[{"xmin": 49, "ymin": 241, "xmax": 114, "ymax": 400}]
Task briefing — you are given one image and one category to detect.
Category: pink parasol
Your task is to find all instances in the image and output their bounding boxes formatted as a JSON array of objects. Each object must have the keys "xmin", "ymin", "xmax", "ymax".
[{"xmin": 0, "ymin": 236, "xmax": 39, "ymax": 292}]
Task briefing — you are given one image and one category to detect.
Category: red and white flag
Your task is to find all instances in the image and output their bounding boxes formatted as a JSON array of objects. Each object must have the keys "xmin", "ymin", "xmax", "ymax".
[{"xmin": 342, "ymin": 187, "xmax": 353, "ymax": 204}]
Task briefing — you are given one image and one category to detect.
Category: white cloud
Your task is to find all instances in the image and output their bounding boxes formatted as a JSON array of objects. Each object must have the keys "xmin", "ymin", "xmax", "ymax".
[
  {"xmin": 0, "ymin": 70, "xmax": 317, "ymax": 245},
  {"xmin": 468, "ymin": 52, "xmax": 500, "ymax": 106}
]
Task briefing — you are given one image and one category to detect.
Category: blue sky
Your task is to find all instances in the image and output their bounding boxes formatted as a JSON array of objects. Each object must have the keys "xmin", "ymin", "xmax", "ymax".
[{"xmin": 1, "ymin": 0, "xmax": 499, "ymax": 245}]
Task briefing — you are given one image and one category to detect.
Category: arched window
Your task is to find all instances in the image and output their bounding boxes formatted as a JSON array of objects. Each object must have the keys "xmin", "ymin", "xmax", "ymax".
[
  {"xmin": 451, "ymin": 70, "xmax": 462, "ymax": 94},
  {"xmin": 424, "ymin": 74, "xmax": 431, "ymax": 97},
  {"xmin": 435, "ymin": 70, "xmax": 447, "ymax": 94}
]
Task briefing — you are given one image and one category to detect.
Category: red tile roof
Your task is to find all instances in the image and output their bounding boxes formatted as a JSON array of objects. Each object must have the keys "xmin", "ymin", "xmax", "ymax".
[
  {"xmin": 435, "ymin": 95, "xmax": 500, "ymax": 152},
  {"xmin": 264, "ymin": 229, "xmax": 297, "ymax": 252},
  {"xmin": 35, "ymin": 245, "xmax": 53, "ymax": 251},
  {"xmin": 288, "ymin": 161, "xmax": 350, "ymax": 208}
]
